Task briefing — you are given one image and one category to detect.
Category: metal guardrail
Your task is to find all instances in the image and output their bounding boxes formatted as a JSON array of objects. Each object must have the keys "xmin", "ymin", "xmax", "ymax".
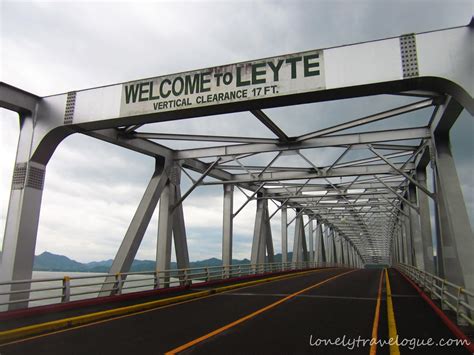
[
  {"xmin": 0, "ymin": 261, "xmax": 338, "ymax": 310},
  {"xmin": 397, "ymin": 263, "xmax": 474, "ymax": 327}
]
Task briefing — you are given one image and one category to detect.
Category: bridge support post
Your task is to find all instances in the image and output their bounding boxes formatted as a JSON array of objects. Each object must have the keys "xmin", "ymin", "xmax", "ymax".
[
  {"xmin": 251, "ymin": 195, "xmax": 274, "ymax": 268},
  {"xmin": 427, "ymin": 96, "xmax": 474, "ymax": 294},
  {"xmin": 331, "ymin": 231, "xmax": 338, "ymax": 265},
  {"xmin": 433, "ymin": 133, "xmax": 474, "ymax": 291},
  {"xmin": 263, "ymin": 202, "xmax": 275, "ymax": 264},
  {"xmin": 291, "ymin": 212, "xmax": 308, "ymax": 264},
  {"xmin": 396, "ymin": 225, "xmax": 403, "ymax": 264},
  {"xmin": 344, "ymin": 239, "xmax": 350, "ymax": 267},
  {"xmin": 156, "ymin": 166, "xmax": 190, "ymax": 287},
  {"xmin": 99, "ymin": 157, "xmax": 169, "ymax": 296},
  {"xmin": 315, "ymin": 222, "xmax": 326, "ymax": 265},
  {"xmin": 408, "ymin": 183, "xmax": 424, "ymax": 270},
  {"xmin": 281, "ymin": 205, "xmax": 288, "ymax": 265},
  {"xmin": 398, "ymin": 221, "xmax": 407, "ymax": 264},
  {"xmin": 395, "ymin": 230, "xmax": 402, "ymax": 264},
  {"xmin": 339, "ymin": 236, "xmax": 345, "ymax": 265},
  {"xmin": 0, "ymin": 113, "xmax": 67, "ymax": 311},
  {"xmin": 416, "ymin": 168, "xmax": 435, "ymax": 274},
  {"xmin": 400, "ymin": 213, "xmax": 410, "ymax": 265},
  {"xmin": 325, "ymin": 227, "xmax": 333, "ymax": 264},
  {"xmin": 308, "ymin": 218, "xmax": 314, "ymax": 263},
  {"xmin": 173, "ymin": 182, "xmax": 190, "ymax": 271},
  {"xmin": 347, "ymin": 243, "xmax": 352, "ymax": 267},
  {"xmin": 222, "ymin": 184, "xmax": 234, "ymax": 276}
]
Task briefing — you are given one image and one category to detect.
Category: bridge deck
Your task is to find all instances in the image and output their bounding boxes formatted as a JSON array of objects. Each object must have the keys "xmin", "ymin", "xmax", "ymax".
[{"xmin": 0, "ymin": 268, "xmax": 471, "ymax": 354}]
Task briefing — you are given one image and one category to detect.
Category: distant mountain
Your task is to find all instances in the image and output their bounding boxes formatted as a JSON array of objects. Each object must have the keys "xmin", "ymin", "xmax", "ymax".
[
  {"xmin": 34, "ymin": 251, "xmax": 87, "ymax": 272},
  {"xmin": 33, "ymin": 251, "xmax": 259, "ymax": 273}
]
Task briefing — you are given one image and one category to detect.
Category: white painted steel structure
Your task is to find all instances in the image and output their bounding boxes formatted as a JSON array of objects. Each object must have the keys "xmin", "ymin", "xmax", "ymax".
[{"xmin": 0, "ymin": 22, "xmax": 473, "ymax": 310}]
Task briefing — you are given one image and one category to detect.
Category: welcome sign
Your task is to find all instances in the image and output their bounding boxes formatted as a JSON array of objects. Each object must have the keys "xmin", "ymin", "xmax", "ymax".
[{"xmin": 120, "ymin": 50, "xmax": 325, "ymax": 116}]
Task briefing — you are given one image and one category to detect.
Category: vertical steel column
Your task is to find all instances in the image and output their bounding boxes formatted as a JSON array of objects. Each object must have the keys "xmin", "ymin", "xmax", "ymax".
[
  {"xmin": 263, "ymin": 201, "xmax": 275, "ymax": 263},
  {"xmin": 394, "ymin": 232, "xmax": 401, "ymax": 264},
  {"xmin": 402, "ymin": 206, "xmax": 413, "ymax": 265},
  {"xmin": 408, "ymin": 183, "xmax": 424, "ymax": 270},
  {"xmin": 281, "ymin": 205, "xmax": 288, "ymax": 264},
  {"xmin": 417, "ymin": 164, "xmax": 435, "ymax": 274},
  {"xmin": 0, "ymin": 114, "xmax": 57, "ymax": 310},
  {"xmin": 308, "ymin": 218, "xmax": 314, "ymax": 262},
  {"xmin": 316, "ymin": 222, "xmax": 326, "ymax": 264},
  {"xmin": 397, "ymin": 227, "xmax": 403, "ymax": 263},
  {"xmin": 350, "ymin": 245, "xmax": 355, "ymax": 267},
  {"xmin": 399, "ymin": 221, "xmax": 407, "ymax": 264},
  {"xmin": 344, "ymin": 239, "xmax": 350, "ymax": 266},
  {"xmin": 292, "ymin": 212, "xmax": 307, "ymax": 263},
  {"xmin": 433, "ymin": 168, "xmax": 446, "ymax": 278},
  {"xmin": 325, "ymin": 227, "xmax": 332, "ymax": 264},
  {"xmin": 339, "ymin": 236, "xmax": 345, "ymax": 265},
  {"xmin": 156, "ymin": 181, "xmax": 174, "ymax": 286},
  {"xmin": 331, "ymin": 231, "xmax": 338, "ymax": 264},
  {"xmin": 222, "ymin": 184, "xmax": 234, "ymax": 271},
  {"xmin": 251, "ymin": 194, "xmax": 265, "ymax": 265},
  {"xmin": 173, "ymin": 181, "xmax": 190, "ymax": 270},
  {"xmin": 292, "ymin": 213, "xmax": 303, "ymax": 263},
  {"xmin": 433, "ymin": 134, "xmax": 474, "ymax": 290},
  {"xmin": 100, "ymin": 157, "xmax": 168, "ymax": 296}
]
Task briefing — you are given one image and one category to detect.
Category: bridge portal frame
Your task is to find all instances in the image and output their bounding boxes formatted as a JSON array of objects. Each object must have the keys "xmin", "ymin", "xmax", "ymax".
[{"xmin": 0, "ymin": 23, "xmax": 473, "ymax": 310}]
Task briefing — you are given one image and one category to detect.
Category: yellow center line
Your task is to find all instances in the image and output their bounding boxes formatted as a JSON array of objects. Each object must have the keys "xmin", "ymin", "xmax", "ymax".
[
  {"xmin": 369, "ymin": 269, "xmax": 384, "ymax": 355},
  {"xmin": 165, "ymin": 268, "xmax": 359, "ymax": 355},
  {"xmin": 385, "ymin": 269, "xmax": 400, "ymax": 355},
  {"xmin": 0, "ymin": 268, "xmax": 335, "ymax": 347}
]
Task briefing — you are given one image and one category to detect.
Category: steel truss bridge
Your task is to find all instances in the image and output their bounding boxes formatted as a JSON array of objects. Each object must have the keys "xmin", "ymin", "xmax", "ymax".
[{"xmin": 0, "ymin": 20, "xmax": 473, "ymax": 355}]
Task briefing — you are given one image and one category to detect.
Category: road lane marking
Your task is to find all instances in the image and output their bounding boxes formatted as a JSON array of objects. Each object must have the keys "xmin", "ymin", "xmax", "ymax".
[
  {"xmin": 0, "ymin": 268, "xmax": 336, "ymax": 346},
  {"xmin": 369, "ymin": 269, "xmax": 384, "ymax": 355},
  {"xmin": 165, "ymin": 269, "xmax": 359, "ymax": 354},
  {"xmin": 221, "ymin": 292, "xmax": 379, "ymax": 301},
  {"xmin": 385, "ymin": 269, "xmax": 400, "ymax": 355}
]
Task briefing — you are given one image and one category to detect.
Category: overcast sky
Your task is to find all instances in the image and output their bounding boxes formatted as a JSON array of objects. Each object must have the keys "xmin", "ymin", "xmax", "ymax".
[{"xmin": 1, "ymin": 0, "xmax": 473, "ymax": 263}]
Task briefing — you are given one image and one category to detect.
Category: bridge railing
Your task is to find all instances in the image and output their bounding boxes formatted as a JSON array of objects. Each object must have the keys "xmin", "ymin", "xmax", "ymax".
[
  {"xmin": 397, "ymin": 263, "xmax": 473, "ymax": 327},
  {"xmin": 0, "ymin": 261, "xmax": 339, "ymax": 311}
]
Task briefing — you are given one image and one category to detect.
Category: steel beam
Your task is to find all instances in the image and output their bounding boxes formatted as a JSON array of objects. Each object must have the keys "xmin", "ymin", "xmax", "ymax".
[
  {"xmin": 0, "ymin": 83, "xmax": 39, "ymax": 114},
  {"xmin": 135, "ymin": 131, "xmax": 279, "ymax": 144},
  {"xmin": 251, "ymin": 195, "xmax": 266, "ymax": 265},
  {"xmin": 281, "ymin": 205, "xmax": 288, "ymax": 263},
  {"xmin": 251, "ymin": 110, "xmax": 289, "ymax": 142},
  {"xmin": 316, "ymin": 222, "xmax": 326, "ymax": 263},
  {"xmin": 173, "ymin": 183, "xmax": 190, "ymax": 270},
  {"xmin": 175, "ymin": 128, "xmax": 430, "ymax": 160},
  {"xmin": 308, "ymin": 218, "xmax": 314, "ymax": 262},
  {"xmin": 263, "ymin": 204, "xmax": 275, "ymax": 263},
  {"xmin": 292, "ymin": 213, "xmax": 308, "ymax": 263},
  {"xmin": 222, "ymin": 184, "xmax": 234, "ymax": 269},
  {"xmin": 408, "ymin": 183, "xmax": 424, "ymax": 270},
  {"xmin": 222, "ymin": 163, "xmax": 415, "ymax": 185},
  {"xmin": 416, "ymin": 168, "xmax": 435, "ymax": 274},
  {"xmin": 0, "ymin": 114, "xmax": 60, "ymax": 310},
  {"xmin": 156, "ymin": 168, "xmax": 190, "ymax": 286},
  {"xmin": 99, "ymin": 157, "xmax": 169, "ymax": 296},
  {"xmin": 156, "ymin": 182, "xmax": 174, "ymax": 286},
  {"xmin": 433, "ymin": 131, "xmax": 474, "ymax": 291},
  {"xmin": 297, "ymin": 98, "xmax": 433, "ymax": 142}
]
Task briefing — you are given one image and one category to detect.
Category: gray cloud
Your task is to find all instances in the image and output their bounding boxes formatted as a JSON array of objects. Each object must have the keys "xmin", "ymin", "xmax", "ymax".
[{"xmin": 1, "ymin": 0, "xmax": 472, "ymax": 264}]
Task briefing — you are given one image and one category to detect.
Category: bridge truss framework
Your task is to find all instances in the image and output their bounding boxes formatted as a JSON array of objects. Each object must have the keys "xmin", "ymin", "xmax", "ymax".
[{"xmin": 0, "ymin": 22, "xmax": 473, "ymax": 309}]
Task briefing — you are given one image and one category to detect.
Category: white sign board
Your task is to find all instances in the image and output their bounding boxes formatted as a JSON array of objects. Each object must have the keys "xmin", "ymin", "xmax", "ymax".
[{"xmin": 120, "ymin": 50, "xmax": 325, "ymax": 117}]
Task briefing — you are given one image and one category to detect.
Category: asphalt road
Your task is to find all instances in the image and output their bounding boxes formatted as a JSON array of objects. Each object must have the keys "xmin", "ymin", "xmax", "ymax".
[{"xmin": 0, "ymin": 267, "xmax": 471, "ymax": 355}]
